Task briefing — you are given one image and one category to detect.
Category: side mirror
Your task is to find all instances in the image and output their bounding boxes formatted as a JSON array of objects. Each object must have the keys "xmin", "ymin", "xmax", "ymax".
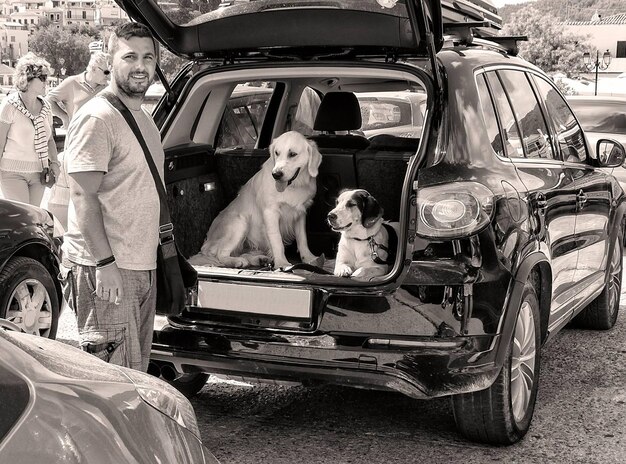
[{"xmin": 596, "ymin": 139, "xmax": 626, "ymax": 168}]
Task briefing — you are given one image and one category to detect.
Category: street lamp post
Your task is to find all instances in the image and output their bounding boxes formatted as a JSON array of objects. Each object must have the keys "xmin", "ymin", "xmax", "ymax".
[{"xmin": 583, "ymin": 49, "xmax": 611, "ymax": 96}]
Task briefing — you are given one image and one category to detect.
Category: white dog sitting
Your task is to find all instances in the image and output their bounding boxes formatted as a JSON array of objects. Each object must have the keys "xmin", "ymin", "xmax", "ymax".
[
  {"xmin": 190, "ymin": 131, "xmax": 322, "ymax": 269},
  {"xmin": 327, "ymin": 189, "xmax": 398, "ymax": 280}
]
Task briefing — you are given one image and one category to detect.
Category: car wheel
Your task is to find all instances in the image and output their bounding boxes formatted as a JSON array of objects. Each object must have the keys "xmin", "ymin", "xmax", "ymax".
[
  {"xmin": 167, "ymin": 373, "xmax": 210, "ymax": 398},
  {"xmin": 573, "ymin": 230, "xmax": 622, "ymax": 330},
  {"xmin": 0, "ymin": 256, "xmax": 60, "ymax": 339},
  {"xmin": 452, "ymin": 281, "xmax": 541, "ymax": 444}
]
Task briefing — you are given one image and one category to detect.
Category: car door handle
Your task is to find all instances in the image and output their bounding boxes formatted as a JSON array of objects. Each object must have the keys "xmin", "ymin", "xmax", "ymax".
[{"xmin": 576, "ymin": 190, "xmax": 587, "ymax": 209}]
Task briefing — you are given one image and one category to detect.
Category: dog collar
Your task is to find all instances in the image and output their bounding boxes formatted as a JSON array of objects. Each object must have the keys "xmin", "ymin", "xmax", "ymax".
[
  {"xmin": 287, "ymin": 167, "xmax": 301, "ymax": 186},
  {"xmin": 351, "ymin": 223, "xmax": 397, "ymax": 265}
]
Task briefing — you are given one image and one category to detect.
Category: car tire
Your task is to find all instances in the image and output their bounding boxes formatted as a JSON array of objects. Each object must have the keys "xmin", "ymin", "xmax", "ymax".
[
  {"xmin": 452, "ymin": 281, "xmax": 541, "ymax": 445},
  {"xmin": 572, "ymin": 229, "xmax": 622, "ymax": 330},
  {"xmin": 167, "ymin": 373, "xmax": 210, "ymax": 398},
  {"xmin": 0, "ymin": 256, "xmax": 60, "ymax": 339}
]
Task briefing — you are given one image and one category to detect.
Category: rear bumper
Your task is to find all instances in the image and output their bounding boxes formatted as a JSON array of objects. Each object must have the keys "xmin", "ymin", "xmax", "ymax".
[{"xmin": 151, "ymin": 320, "xmax": 502, "ymax": 399}]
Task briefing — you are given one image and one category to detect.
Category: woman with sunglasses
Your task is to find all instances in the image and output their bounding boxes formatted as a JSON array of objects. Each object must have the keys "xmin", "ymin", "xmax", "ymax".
[
  {"xmin": 46, "ymin": 51, "xmax": 110, "ymax": 227},
  {"xmin": 0, "ymin": 52, "xmax": 60, "ymax": 206}
]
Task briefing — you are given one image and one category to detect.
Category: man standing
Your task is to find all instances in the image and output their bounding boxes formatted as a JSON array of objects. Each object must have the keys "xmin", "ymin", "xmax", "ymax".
[
  {"xmin": 46, "ymin": 51, "xmax": 110, "ymax": 229},
  {"xmin": 62, "ymin": 22, "xmax": 162, "ymax": 372},
  {"xmin": 47, "ymin": 51, "xmax": 110, "ymax": 128}
]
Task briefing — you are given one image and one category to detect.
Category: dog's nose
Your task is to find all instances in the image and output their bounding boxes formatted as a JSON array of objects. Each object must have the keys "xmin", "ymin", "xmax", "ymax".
[
  {"xmin": 272, "ymin": 170, "xmax": 284, "ymax": 180},
  {"xmin": 327, "ymin": 212, "xmax": 337, "ymax": 222}
]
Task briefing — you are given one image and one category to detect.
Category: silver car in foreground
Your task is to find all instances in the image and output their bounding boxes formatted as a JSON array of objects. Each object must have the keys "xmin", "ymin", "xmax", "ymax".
[{"xmin": 0, "ymin": 320, "xmax": 219, "ymax": 463}]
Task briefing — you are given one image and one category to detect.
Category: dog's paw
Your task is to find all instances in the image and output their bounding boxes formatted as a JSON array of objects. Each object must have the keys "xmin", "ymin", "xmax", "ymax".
[
  {"xmin": 231, "ymin": 257, "xmax": 250, "ymax": 268},
  {"xmin": 273, "ymin": 259, "xmax": 291, "ymax": 269},
  {"xmin": 304, "ymin": 254, "xmax": 325, "ymax": 267},
  {"xmin": 248, "ymin": 255, "xmax": 271, "ymax": 267},
  {"xmin": 351, "ymin": 267, "xmax": 385, "ymax": 281},
  {"xmin": 334, "ymin": 264, "xmax": 353, "ymax": 277}
]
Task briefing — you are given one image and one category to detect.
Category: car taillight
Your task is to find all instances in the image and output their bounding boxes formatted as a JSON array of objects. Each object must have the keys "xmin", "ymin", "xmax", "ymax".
[{"xmin": 416, "ymin": 181, "xmax": 494, "ymax": 239}]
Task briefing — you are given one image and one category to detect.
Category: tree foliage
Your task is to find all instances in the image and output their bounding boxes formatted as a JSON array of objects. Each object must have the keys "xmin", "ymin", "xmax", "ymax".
[
  {"xmin": 29, "ymin": 25, "xmax": 100, "ymax": 77},
  {"xmin": 501, "ymin": 0, "xmax": 626, "ymax": 23},
  {"xmin": 159, "ymin": 48, "xmax": 189, "ymax": 82},
  {"xmin": 501, "ymin": 7, "xmax": 594, "ymax": 77}
]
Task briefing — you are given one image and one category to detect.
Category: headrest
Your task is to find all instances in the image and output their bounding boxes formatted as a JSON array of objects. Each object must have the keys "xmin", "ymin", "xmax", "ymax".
[{"xmin": 314, "ymin": 92, "xmax": 362, "ymax": 132}]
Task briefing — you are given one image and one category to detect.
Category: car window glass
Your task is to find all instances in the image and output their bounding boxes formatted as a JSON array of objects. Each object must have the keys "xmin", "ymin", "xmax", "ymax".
[
  {"xmin": 569, "ymin": 101, "xmax": 626, "ymax": 134},
  {"xmin": 215, "ymin": 83, "xmax": 274, "ymax": 149},
  {"xmin": 356, "ymin": 91, "xmax": 427, "ymax": 138},
  {"xmin": 484, "ymin": 72, "xmax": 523, "ymax": 158},
  {"xmin": 498, "ymin": 70, "xmax": 555, "ymax": 160},
  {"xmin": 476, "ymin": 74, "xmax": 505, "ymax": 157},
  {"xmin": 534, "ymin": 77, "xmax": 588, "ymax": 163}
]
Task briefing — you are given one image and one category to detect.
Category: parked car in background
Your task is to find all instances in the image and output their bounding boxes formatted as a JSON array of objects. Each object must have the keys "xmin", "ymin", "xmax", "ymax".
[
  {"xmin": 357, "ymin": 91, "xmax": 427, "ymax": 138},
  {"xmin": 0, "ymin": 199, "xmax": 63, "ymax": 338},
  {"xmin": 568, "ymin": 96, "xmax": 626, "ymax": 187},
  {"xmin": 115, "ymin": 0, "xmax": 626, "ymax": 445},
  {"xmin": 143, "ymin": 82, "xmax": 166, "ymax": 113},
  {"xmin": 0, "ymin": 320, "xmax": 218, "ymax": 463}
]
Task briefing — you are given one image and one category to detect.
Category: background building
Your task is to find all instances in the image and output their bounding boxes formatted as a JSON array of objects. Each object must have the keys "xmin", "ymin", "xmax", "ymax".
[{"xmin": 563, "ymin": 13, "xmax": 626, "ymax": 74}]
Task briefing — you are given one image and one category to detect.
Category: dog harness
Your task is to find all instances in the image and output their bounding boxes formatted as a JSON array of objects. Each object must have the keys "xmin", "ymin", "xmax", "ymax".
[{"xmin": 353, "ymin": 223, "xmax": 398, "ymax": 265}]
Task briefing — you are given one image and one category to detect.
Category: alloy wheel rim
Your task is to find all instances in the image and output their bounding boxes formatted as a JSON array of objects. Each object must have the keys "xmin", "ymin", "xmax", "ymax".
[
  {"xmin": 510, "ymin": 301, "xmax": 536, "ymax": 423},
  {"xmin": 607, "ymin": 242, "xmax": 622, "ymax": 318},
  {"xmin": 6, "ymin": 279, "xmax": 53, "ymax": 337}
]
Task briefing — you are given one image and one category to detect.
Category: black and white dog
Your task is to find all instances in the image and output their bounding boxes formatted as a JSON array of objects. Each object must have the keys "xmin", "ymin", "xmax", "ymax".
[{"xmin": 327, "ymin": 189, "xmax": 398, "ymax": 280}]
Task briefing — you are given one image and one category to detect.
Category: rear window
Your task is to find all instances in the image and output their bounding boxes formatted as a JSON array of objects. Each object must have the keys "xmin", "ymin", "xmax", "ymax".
[
  {"xmin": 169, "ymin": 0, "xmax": 408, "ymax": 26},
  {"xmin": 569, "ymin": 101, "xmax": 626, "ymax": 134}
]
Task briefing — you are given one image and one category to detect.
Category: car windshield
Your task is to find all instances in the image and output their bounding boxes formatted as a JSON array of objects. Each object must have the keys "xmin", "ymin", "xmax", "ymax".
[
  {"xmin": 570, "ymin": 101, "xmax": 626, "ymax": 134},
  {"xmin": 167, "ymin": 0, "xmax": 409, "ymax": 26}
]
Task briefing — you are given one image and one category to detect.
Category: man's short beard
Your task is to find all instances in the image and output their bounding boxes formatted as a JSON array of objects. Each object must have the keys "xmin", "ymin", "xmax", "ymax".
[
  {"xmin": 114, "ymin": 69, "xmax": 150, "ymax": 99},
  {"xmin": 118, "ymin": 80, "xmax": 149, "ymax": 99}
]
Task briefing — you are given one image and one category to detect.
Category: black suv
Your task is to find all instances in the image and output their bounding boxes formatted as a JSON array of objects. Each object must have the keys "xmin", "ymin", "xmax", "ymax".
[{"xmin": 116, "ymin": 0, "xmax": 626, "ymax": 444}]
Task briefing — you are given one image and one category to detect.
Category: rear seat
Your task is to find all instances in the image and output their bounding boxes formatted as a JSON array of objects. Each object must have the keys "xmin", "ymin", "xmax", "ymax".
[
  {"xmin": 306, "ymin": 91, "xmax": 367, "ymax": 255},
  {"xmin": 214, "ymin": 148, "xmax": 269, "ymax": 206},
  {"xmin": 355, "ymin": 135, "xmax": 420, "ymax": 221}
]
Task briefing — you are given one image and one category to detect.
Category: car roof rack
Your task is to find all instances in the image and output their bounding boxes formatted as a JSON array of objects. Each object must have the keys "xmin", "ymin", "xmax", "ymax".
[
  {"xmin": 474, "ymin": 35, "xmax": 529, "ymax": 56},
  {"xmin": 443, "ymin": 21, "xmax": 528, "ymax": 56}
]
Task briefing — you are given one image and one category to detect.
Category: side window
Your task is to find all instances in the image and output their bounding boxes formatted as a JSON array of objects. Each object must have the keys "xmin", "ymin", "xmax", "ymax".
[
  {"xmin": 476, "ymin": 74, "xmax": 504, "ymax": 157},
  {"xmin": 498, "ymin": 70, "xmax": 555, "ymax": 160},
  {"xmin": 215, "ymin": 83, "xmax": 274, "ymax": 150},
  {"xmin": 533, "ymin": 77, "xmax": 588, "ymax": 163},
  {"xmin": 484, "ymin": 72, "xmax": 523, "ymax": 158},
  {"xmin": 356, "ymin": 90, "xmax": 426, "ymax": 138}
]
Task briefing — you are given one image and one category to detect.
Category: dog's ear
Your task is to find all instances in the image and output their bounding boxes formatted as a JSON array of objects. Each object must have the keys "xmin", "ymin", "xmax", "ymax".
[
  {"xmin": 306, "ymin": 139, "xmax": 322, "ymax": 177},
  {"xmin": 269, "ymin": 141, "xmax": 277, "ymax": 163},
  {"xmin": 356, "ymin": 191, "xmax": 383, "ymax": 228}
]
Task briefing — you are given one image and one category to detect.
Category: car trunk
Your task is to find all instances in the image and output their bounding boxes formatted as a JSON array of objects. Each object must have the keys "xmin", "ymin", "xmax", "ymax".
[{"xmin": 164, "ymin": 136, "xmax": 417, "ymax": 286}]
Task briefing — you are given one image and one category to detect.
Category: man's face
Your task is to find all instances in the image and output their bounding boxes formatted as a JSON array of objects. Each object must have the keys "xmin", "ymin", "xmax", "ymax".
[
  {"xmin": 93, "ymin": 64, "xmax": 110, "ymax": 86},
  {"xmin": 112, "ymin": 36, "xmax": 156, "ymax": 99}
]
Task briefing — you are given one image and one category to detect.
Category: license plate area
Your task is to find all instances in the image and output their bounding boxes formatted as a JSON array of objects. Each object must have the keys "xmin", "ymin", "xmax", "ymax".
[{"xmin": 197, "ymin": 281, "xmax": 312, "ymax": 320}]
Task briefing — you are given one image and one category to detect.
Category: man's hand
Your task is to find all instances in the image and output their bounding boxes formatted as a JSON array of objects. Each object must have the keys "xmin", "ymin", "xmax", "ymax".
[{"xmin": 96, "ymin": 265, "xmax": 124, "ymax": 304}]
